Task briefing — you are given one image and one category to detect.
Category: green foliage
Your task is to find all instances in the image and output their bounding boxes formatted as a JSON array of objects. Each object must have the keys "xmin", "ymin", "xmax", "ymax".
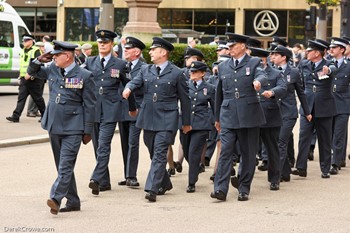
[
  {"xmin": 76, "ymin": 42, "xmax": 218, "ymax": 69},
  {"xmin": 306, "ymin": 0, "xmax": 341, "ymax": 6}
]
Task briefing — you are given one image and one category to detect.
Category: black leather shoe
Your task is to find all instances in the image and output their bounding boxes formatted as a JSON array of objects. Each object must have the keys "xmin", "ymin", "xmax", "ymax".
[
  {"xmin": 210, "ymin": 190, "xmax": 226, "ymax": 201},
  {"xmin": 210, "ymin": 173, "xmax": 215, "ymax": 181},
  {"xmin": 204, "ymin": 157, "xmax": 210, "ymax": 166},
  {"xmin": 270, "ymin": 183, "xmax": 280, "ymax": 191},
  {"xmin": 340, "ymin": 160, "xmax": 346, "ymax": 168},
  {"xmin": 167, "ymin": 168, "xmax": 175, "ymax": 177},
  {"xmin": 174, "ymin": 161, "xmax": 183, "ymax": 173},
  {"xmin": 47, "ymin": 198, "xmax": 59, "ymax": 215},
  {"xmin": 158, "ymin": 183, "xmax": 173, "ymax": 195},
  {"xmin": 60, "ymin": 206, "xmax": 81, "ymax": 212},
  {"xmin": 329, "ymin": 166, "xmax": 339, "ymax": 175},
  {"xmin": 231, "ymin": 176, "xmax": 239, "ymax": 189},
  {"xmin": 238, "ymin": 192, "xmax": 249, "ymax": 201},
  {"xmin": 89, "ymin": 180, "xmax": 99, "ymax": 195},
  {"xmin": 126, "ymin": 178, "xmax": 140, "ymax": 187},
  {"xmin": 258, "ymin": 161, "xmax": 268, "ymax": 171},
  {"xmin": 186, "ymin": 185, "xmax": 195, "ymax": 193},
  {"xmin": 289, "ymin": 158, "xmax": 295, "ymax": 168},
  {"xmin": 6, "ymin": 116, "xmax": 19, "ymax": 123},
  {"xmin": 308, "ymin": 150, "xmax": 314, "ymax": 161},
  {"xmin": 280, "ymin": 176, "xmax": 290, "ymax": 182},
  {"xmin": 321, "ymin": 173, "xmax": 330, "ymax": 178},
  {"xmin": 291, "ymin": 169, "xmax": 307, "ymax": 177},
  {"xmin": 145, "ymin": 191, "xmax": 157, "ymax": 202},
  {"xmin": 118, "ymin": 179, "xmax": 127, "ymax": 186},
  {"xmin": 199, "ymin": 163, "xmax": 205, "ymax": 173},
  {"xmin": 100, "ymin": 185, "xmax": 111, "ymax": 192}
]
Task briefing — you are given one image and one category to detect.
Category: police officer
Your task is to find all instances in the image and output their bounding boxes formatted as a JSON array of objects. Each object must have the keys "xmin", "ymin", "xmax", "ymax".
[
  {"xmin": 328, "ymin": 37, "xmax": 350, "ymax": 174},
  {"xmin": 6, "ymin": 34, "xmax": 45, "ymax": 123},
  {"xmin": 181, "ymin": 61, "xmax": 215, "ymax": 193},
  {"xmin": 211, "ymin": 33, "xmax": 267, "ymax": 202},
  {"xmin": 250, "ymin": 47, "xmax": 287, "ymax": 191},
  {"xmin": 117, "ymin": 36, "xmax": 146, "ymax": 187},
  {"xmin": 27, "ymin": 40, "xmax": 96, "ymax": 215},
  {"xmin": 293, "ymin": 40, "xmax": 337, "ymax": 178},
  {"xmin": 270, "ymin": 45, "xmax": 312, "ymax": 182},
  {"xmin": 123, "ymin": 37, "xmax": 192, "ymax": 202},
  {"xmin": 83, "ymin": 30, "xmax": 137, "ymax": 195}
]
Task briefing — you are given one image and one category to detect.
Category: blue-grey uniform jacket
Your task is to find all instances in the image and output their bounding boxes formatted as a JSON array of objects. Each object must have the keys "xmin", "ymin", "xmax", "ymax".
[
  {"xmin": 331, "ymin": 58, "xmax": 350, "ymax": 114},
  {"xmin": 188, "ymin": 81, "xmax": 216, "ymax": 130},
  {"xmin": 83, "ymin": 55, "xmax": 136, "ymax": 123},
  {"xmin": 215, "ymin": 55, "xmax": 268, "ymax": 128},
  {"xmin": 299, "ymin": 59, "xmax": 337, "ymax": 117},
  {"xmin": 28, "ymin": 62, "xmax": 96, "ymax": 135},
  {"xmin": 125, "ymin": 62, "xmax": 191, "ymax": 132},
  {"xmin": 119, "ymin": 59, "xmax": 146, "ymax": 121},
  {"xmin": 279, "ymin": 64, "xmax": 310, "ymax": 119},
  {"xmin": 257, "ymin": 64, "xmax": 287, "ymax": 128}
]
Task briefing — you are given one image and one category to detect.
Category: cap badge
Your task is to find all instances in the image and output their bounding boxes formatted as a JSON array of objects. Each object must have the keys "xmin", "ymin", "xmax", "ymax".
[
  {"xmin": 101, "ymin": 31, "xmax": 105, "ymax": 36},
  {"xmin": 191, "ymin": 63, "xmax": 195, "ymax": 67}
]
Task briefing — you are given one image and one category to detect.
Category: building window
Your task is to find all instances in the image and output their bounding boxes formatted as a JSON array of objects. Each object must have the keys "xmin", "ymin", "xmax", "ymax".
[
  {"xmin": 65, "ymin": 8, "xmax": 128, "ymax": 41},
  {"xmin": 16, "ymin": 7, "xmax": 56, "ymax": 40}
]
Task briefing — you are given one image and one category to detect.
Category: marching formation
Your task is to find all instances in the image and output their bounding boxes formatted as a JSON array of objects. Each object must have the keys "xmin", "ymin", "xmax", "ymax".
[{"xmin": 12, "ymin": 29, "xmax": 350, "ymax": 214}]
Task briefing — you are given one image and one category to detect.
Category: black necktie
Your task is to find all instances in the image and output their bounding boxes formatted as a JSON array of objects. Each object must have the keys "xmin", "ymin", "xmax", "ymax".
[
  {"xmin": 193, "ymin": 81, "xmax": 197, "ymax": 88},
  {"xmin": 101, "ymin": 57, "xmax": 105, "ymax": 69},
  {"xmin": 156, "ymin": 66, "xmax": 161, "ymax": 75},
  {"xmin": 335, "ymin": 60, "xmax": 338, "ymax": 68},
  {"xmin": 235, "ymin": 59, "xmax": 239, "ymax": 67},
  {"xmin": 278, "ymin": 66, "xmax": 283, "ymax": 70},
  {"xmin": 311, "ymin": 62, "xmax": 315, "ymax": 71},
  {"xmin": 60, "ymin": 68, "xmax": 65, "ymax": 77},
  {"xmin": 128, "ymin": 62, "xmax": 133, "ymax": 72}
]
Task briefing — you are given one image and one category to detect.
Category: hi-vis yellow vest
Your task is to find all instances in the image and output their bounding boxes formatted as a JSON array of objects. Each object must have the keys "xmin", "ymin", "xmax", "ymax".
[{"xmin": 19, "ymin": 45, "xmax": 40, "ymax": 77}]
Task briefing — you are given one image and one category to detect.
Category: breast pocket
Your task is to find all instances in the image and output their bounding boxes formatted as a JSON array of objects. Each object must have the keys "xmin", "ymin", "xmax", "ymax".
[
  {"xmin": 160, "ymin": 80, "xmax": 176, "ymax": 95},
  {"xmin": 221, "ymin": 74, "xmax": 233, "ymax": 90}
]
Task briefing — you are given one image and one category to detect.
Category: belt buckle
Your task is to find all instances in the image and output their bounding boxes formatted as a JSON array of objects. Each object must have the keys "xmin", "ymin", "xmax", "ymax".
[
  {"xmin": 153, "ymin": 93, "xmax": 157, "ymax": 102},
  {"xmin": 333, "ymin": 85, "xmax": 336, "ymax": 92},
  {"xmin": 99, "ymin": 87, "xmax": 103, "ymax": 95},
  {"xmin": 55, "ymin": 96, "xmax": 60, "ymax": 104},
  {"xmin": 312, "ymin": 85, "xmax": 316, "ymax": 93},
  {"xmin": 235, "ymin": 92, "xmax": 240, "ymax": 99}
]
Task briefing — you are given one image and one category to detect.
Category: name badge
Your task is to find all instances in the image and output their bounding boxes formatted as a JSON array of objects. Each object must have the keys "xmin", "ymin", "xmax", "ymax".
[
  {"xmin": 111, "ymin": 69, "xmax": 120, "ymax": 78},
  {"xmin": 65, "ymin": 78, "xmax": 83, "ymax": 89},
  {"xmin": 246, "ymin": 67, "xmax": 250, "ymax": 75}
]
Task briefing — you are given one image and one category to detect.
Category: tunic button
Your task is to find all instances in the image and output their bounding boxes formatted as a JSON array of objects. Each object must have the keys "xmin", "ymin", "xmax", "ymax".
[
  {"xmin": 157, "ymin": 77, "xmax": 159, "ymax": 79},
  {"xmin": 195, "ymin": 92, "xmax": 197, "ymax": 95},
  {"xmin": 192, "ymin": 111, "xmax": 195, "ymax": 114},
  {"xmin": 58, "ymin": 93, "xmax": 61, "ymax": 96},
  {"xmin": 234, "ymin": 79, "xmax": 237, "ymax": 82},
  {"xmin": 155, "ymin": 85, "xmax": 158, "ymax": 87},
  {"xmin": 235, "ymin": 88, "xmax": 238, "ymax": 91},
  {"xmin": 193, "ymin": 105, "xmax": 195, "ymax": 107},
  {"xmin": 102, "ymin": 71, "xmax": 105, "ymax": 74},
  {"xmin": 335, "ymin": 78, "xmax": 337, "ymax": 80},
  {"xmin": 268, "ymin": 83, "xmax": 270, "ymax": 86},
  {"xmin": 60, "ymin": 86, "xmax": 63, "ymax": 88},
  {"xmin": 194, "ymin": 98, "xmax": 196, "ymax": 101},
  {"xmin": 101, "ymin": 79, "xmax": 104, "ymax": 81},
  {"xmin": 313, "ymin": 79, "xmax": 315, "ymax": 82}
]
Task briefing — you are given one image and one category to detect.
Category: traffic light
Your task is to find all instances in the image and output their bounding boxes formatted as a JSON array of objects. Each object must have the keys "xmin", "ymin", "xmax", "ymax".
[{"xmin": 305, "ymin": 6, "xmax": 317, "ymax": 31}]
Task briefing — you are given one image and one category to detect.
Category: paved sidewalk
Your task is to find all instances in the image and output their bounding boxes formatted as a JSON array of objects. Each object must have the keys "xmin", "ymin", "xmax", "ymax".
[{"xmin": 1, "ymin": 86, "xmax": 350, "ymax": 233}]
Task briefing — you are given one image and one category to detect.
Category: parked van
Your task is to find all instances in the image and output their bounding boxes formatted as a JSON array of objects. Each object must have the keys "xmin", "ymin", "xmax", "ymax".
[{"xmin": 0, "ymin": 0, "xmax": 30, "ymax": 85}]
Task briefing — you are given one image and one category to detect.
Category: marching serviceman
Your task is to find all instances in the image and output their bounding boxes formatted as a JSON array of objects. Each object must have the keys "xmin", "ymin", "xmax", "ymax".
[
  {"xmin": 328, "ymin": 37, "xmax": 350, "ymax": 174},
  {"xmin": 123, "ymin": 37, "xmax": 192, "ymax": 202},
  {"xmin": 293, "ymin": 40, "xmax": 337, "ymax": 179},
  {"xmin": 182, "ymin": 61, "xmax": 215, "ymax": 193},
  {"xmin": 270, "ymin": 45, "xmax": 312, "ymax": 182},
  {"xmin": 211, "ymin": 33, "xmax": 267, "ymax": 202},
  {"xmin": 27, "ymin": 41, "xmax": 96, "ymax": 215},
  {"xmin": 117, "ymin": 36, "xmax": 146, "ymax": 187},
  {"xmin": 249, "ymin": 47, "xmax": 287, "ymax": 191},
  {"xmin": 83, "ymin": 30, "xmax": 137, "ymax": 196}
]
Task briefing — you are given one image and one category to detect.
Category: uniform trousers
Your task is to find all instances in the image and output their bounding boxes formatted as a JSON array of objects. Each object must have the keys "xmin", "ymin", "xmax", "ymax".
[
  {"xmin": 296, "ymin": 116, "xmax": 333, "ymax": 174},
  {"xmin": 49, "ymin": 134, "xmax": 82, "ymax": 207},
  {"xmin": 332, "ymin": 114, "xmax": 349, "ymax": 167},
  {"xmin": 91, "ymin": 122, "xmax": 117, "ymax": 187},
  {"xmin": 279, "ymin": 118, "xmax": 297, "ymax": 178},
  {"xmin": 260, "ymin": 127, "xmax": 281, "ymax": 184},
  {"xmin": 181, "ymin": 130, "xmax": 209, "ymax": 185},
  {"xmin": 214, "ymin": 127, "xmax": 260, "ymax": 195},
  {"xmin": 144, "ymin": 130, "xmax": 173, "ymax": 193},
  {"xmin": 13, "ymin": 78, "xmax": 46, "ymax": 119},
  {"xmin": 126, "ymin": 122, "xmax": 142, "ymax": 179},
  {"xmin": 118, "ymin": 121, "xmax": 132, "ymax": 178},
  {"xmin": 205, "ymin": 125, "xmax": 218, "ymax": 162}
]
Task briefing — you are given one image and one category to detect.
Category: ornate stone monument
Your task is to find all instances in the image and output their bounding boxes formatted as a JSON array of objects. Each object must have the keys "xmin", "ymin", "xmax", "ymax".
[{"xmin": 122, "ymin": 0, "xmax": 162, "ymax": 42}]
